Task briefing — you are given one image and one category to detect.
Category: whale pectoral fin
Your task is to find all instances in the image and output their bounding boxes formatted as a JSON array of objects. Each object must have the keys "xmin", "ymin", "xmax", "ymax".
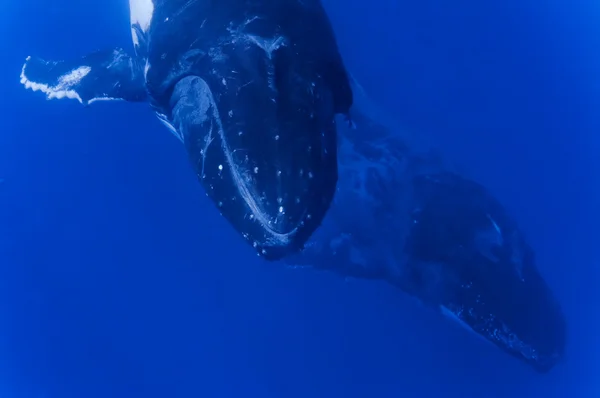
[{"xmin": 20, "ymin": 48, "xmax": 146, "ymax": 105}]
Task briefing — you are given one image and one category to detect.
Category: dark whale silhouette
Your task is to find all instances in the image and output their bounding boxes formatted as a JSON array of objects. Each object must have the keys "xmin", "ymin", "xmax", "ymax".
[
  {"xmin": 19, "ymin": 0, "xmax": 353, "ymax": 260},
  {"xmin": 284, "ymin": 79, "xmax": 567, "ymax": 373},
  {"xmin": 18, "ymin": 0, "xmax": 565, "ymax": 374}
]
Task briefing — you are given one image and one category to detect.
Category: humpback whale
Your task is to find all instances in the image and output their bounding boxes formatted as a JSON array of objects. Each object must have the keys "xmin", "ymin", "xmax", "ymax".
[
  {"xmin": 19, "ymin": 0, "xmax": 353, "ymax": 260},
  {"xmin": 285, "ymin": 80, "xmax": 567, "ymax": 373}
]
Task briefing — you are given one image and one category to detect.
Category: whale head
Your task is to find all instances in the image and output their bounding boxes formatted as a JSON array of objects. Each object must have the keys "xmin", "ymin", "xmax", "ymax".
[
  {"xmin": 405, "ymin": 172, "xmax": 566, "ymax": 373},
  {"xmin": 168, "ymin": 44, "xmax": 339, "ymax": 260}
]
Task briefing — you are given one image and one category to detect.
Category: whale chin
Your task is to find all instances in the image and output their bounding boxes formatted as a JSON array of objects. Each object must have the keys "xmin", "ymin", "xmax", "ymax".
[{"xmin": 169, "ymin": 74, "xmax": 338, "ymax": 260}]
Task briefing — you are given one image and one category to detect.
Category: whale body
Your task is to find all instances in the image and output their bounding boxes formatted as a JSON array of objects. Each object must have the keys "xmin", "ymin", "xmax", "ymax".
[
  {"xmin": 19, "ymin": 0, "xmax": 353, "ymax": 260},
  {"xmin": 285, "ymin": 81, "xmax": 567, "ymax": 373}
]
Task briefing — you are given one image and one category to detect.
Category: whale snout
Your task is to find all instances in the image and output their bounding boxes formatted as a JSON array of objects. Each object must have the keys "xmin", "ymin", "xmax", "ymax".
[
  {"xmin": 170, "ymin": 75, "xmax": 338, "ymax": 260},
  {"xmin": 406, "ymin": 172, "xmax": 566, "ymax": 372}
]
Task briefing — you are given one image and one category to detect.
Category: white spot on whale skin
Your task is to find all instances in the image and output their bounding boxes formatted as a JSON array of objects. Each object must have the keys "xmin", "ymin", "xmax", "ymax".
[{"xmin": 20, "ymin": 58, "xmax": 91, "ymax": 104}]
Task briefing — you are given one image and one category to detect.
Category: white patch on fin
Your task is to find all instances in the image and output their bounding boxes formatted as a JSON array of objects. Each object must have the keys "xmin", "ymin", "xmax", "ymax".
[
  {"xmin": 129, "ymin": 0, "xmax": 155, "ymax": 46},
  {"xmin": 20, "ymin": 58, "xmax": 91, "ymax": 104}
]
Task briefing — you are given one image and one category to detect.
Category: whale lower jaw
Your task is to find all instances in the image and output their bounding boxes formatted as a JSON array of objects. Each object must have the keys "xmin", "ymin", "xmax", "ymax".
[
  {"xmin": 198, "ymin": 78, "xmax": 302, "ymax": 252},
  {"xmin": 170, "ymin": 75, "xmax": 315, "ymax": 259},
  {"xmin": 229, "ymin": 156, "xmax": 304, "ymax": 251},
  {"xmin": 233, "ymin": 172, "xmax": 300, "ymax": 250},
  {"xmin": 440, "ymin": 305, "xmax": 542, "ymax": 362}
]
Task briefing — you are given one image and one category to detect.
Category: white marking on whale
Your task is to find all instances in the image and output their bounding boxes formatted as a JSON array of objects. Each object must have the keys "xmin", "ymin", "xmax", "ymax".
[
  {"xmin": 439, "ymin": 305, "xmax": 498, "ymax": 349},
  {"xmin": 440, "ymin": 306, "xmax": 476, "ymax": 333},
  {"xmin": 20, "ymin": 57, "xmax": 125, "ymax": 105},
  {"xmin": 247, "ymin": 35, "xmax": 286, "ymax": 92},
  {"xmin": 246, "ymin": 35, "xmax": 287, "ymax": 59},
  {"xmin": 88, "ymin": 97, "xmax": 124, "ymax": 105},
  {"xmin": 129, "ymin": 0, "xmax": 155, "ymax": 46},
  {"xmin": 439, "ymin": 305, "xmax": 536, "ymax": 359},
  {"xmin": 193, "ymin": 77, "xmax": 300, "ymax": 246},
  {"xmin": 156, "ymin": 112, "xmax": 183, "ymax": 143},
  {"xmin": 20, "ymin": 58, "xmax": 90, "ymax": 103}
]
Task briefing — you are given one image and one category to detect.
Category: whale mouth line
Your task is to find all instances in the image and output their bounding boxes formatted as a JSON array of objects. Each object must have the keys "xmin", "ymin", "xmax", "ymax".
[
  {"xmin": 235, "ymin": 172, "xmax": 300, "ymax": 245},
  {"xmin": 203, "ymin": 79, "xmax": 299, "ymax": 248},
  {"xmin": 222, "ymin": 141, "xmax": 302, "ymax": 247}
]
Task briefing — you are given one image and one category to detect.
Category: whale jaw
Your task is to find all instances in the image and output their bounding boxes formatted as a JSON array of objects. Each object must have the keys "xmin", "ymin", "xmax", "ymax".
[{"xmin": 170, "ymin": 75, "xmax": 337, "ymax": 260}]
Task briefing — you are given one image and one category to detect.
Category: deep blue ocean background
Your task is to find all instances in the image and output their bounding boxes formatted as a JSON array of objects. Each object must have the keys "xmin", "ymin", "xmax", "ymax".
[{"xmin": 1, "ymin": 1, "xmax": 599, "ymax": 397}]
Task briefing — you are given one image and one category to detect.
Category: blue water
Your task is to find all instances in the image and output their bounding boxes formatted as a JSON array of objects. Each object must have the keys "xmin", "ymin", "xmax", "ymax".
[{"xmin": 1, "ymin": 1, "xmax": 599, "ymax": 397}]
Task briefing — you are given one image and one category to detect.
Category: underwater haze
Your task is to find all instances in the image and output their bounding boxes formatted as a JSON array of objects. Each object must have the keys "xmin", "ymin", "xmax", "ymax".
[{"xmin": 1, "ymin": 0, "xmax": 599, "ymax": 397}]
